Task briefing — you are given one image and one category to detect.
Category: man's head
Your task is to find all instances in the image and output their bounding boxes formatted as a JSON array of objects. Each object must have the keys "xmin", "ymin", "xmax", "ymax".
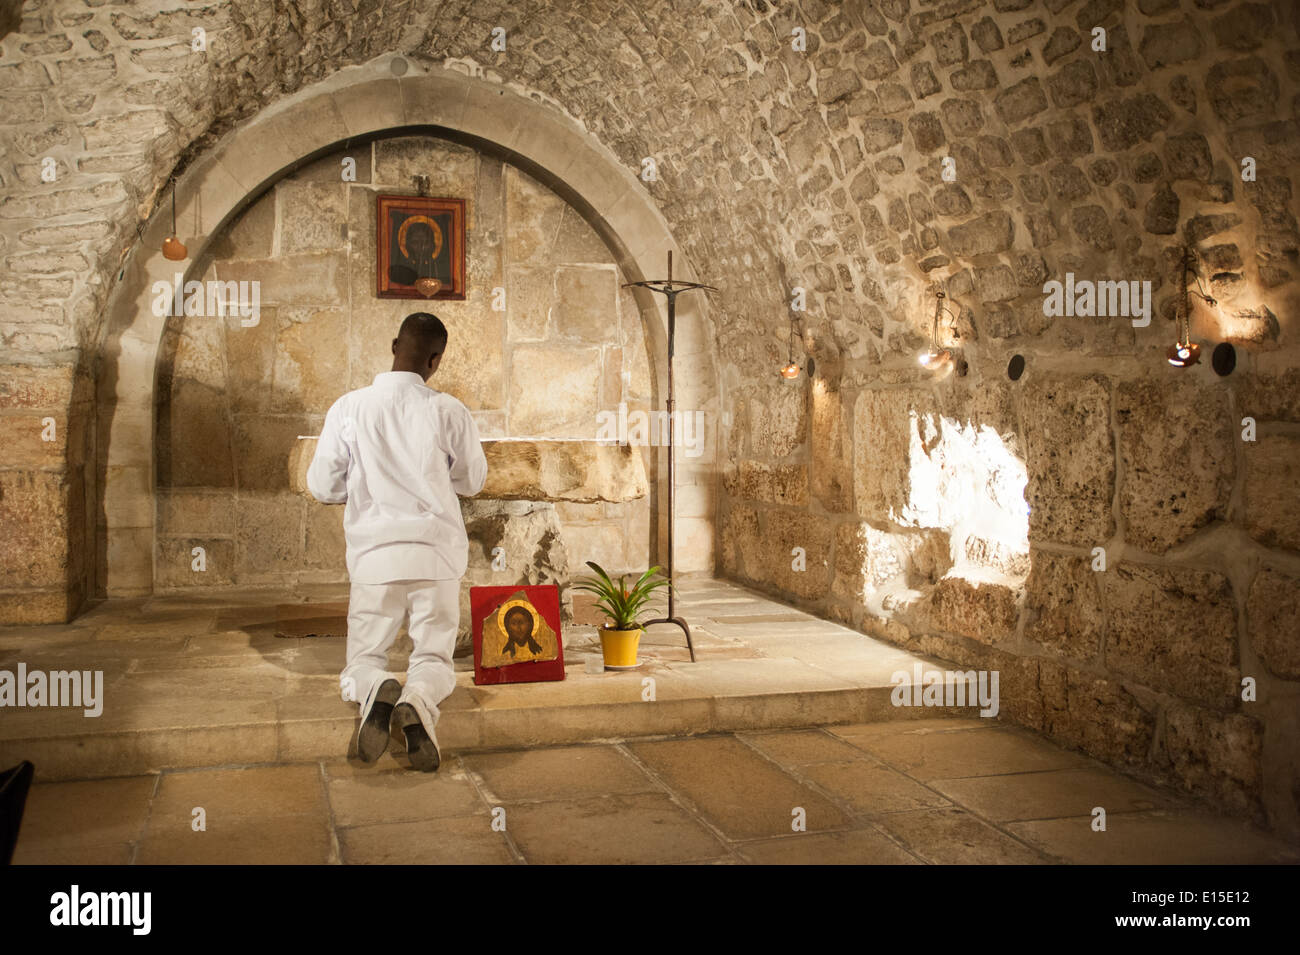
[{"xmin": 391, "ymin": 312, "xmax": 448, "ymax": 380}]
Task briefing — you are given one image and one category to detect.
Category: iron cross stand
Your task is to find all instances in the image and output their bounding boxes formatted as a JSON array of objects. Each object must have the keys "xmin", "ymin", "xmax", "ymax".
[{"xmin": 623, "ymin": 251, "xmax": 717, "ymax": 663}]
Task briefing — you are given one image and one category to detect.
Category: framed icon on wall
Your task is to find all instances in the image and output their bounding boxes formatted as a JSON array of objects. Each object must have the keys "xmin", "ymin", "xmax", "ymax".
[
  {"xmin": 470, "ymin": 584, "xmax": 566, "ymax": 686},
  {"xmin": 376, "ymin": 193, "xmax": 467, "ymax": 300}
]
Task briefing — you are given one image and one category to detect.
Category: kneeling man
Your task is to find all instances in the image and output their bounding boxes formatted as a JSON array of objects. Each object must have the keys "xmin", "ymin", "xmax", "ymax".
[{"xmin": 307, "ymin": 312, "xmax": 487, "ymax": 771}]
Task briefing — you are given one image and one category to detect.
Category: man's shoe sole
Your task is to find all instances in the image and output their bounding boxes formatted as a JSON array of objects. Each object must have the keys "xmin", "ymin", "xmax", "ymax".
[
  {"xmin": 393, "ymin": 702, "xmax": 440, "ymax": 772},
  {"xmin": 357, "ymin": 678, "xmax": 401, "ymax": 763}
]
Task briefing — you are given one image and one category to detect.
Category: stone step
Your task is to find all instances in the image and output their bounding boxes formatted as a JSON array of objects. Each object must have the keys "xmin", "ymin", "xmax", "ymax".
[
  {"xmin": 0, "ymin": 664, "xmax": 984, "ymax": 781},
  {"xmin": 0, "ymin": 579, "xmax": 988, "ymax": 781}
]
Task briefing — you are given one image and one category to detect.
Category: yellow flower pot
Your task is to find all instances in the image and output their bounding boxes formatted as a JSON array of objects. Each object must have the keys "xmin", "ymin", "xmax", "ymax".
[{"xmin": 599, "ymin": 626, "xmax": 643, "ymax": 669}]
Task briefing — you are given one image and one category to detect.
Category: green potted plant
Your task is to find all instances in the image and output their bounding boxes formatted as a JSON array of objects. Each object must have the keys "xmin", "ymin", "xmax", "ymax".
[{"xmin": 572, "ymin": 561, "xmax": 670, "ymax": 669}]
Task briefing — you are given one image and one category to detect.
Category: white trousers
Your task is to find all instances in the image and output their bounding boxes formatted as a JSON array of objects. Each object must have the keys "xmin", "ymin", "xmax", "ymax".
[{"xmin": 340, "ymin": 578, "xmax": 460, "ymax": 736}]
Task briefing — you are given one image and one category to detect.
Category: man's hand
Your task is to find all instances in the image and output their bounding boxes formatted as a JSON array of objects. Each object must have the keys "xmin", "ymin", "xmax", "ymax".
[{"xmin": 306, "ymin": 405, "xmax": 351, "ymax": 504}]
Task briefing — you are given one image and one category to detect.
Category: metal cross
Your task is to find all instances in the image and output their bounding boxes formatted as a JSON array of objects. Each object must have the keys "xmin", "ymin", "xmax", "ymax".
[{"xmin": 622, "ymin": 251, "xmax": 717, "ymax": 663}]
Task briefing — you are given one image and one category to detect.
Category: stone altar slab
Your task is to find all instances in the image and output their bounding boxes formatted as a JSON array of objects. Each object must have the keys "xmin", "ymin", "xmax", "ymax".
[{"xmin": 289, "ymin": 436, "xmax": 647, "ymax": 504}]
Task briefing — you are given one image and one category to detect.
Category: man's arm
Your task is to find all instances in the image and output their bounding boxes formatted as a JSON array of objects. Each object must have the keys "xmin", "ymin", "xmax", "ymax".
[
  {"xmin": 446, "ymin": 404, "xmax": 487, "ymax": 497},
  {"xmin": 307, "ymin": 401, "xmax": 350, "ymax": 504}
]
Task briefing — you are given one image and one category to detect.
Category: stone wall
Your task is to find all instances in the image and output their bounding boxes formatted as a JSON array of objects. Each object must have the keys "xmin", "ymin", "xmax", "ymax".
[
  {"xmin": 0, "ymin": 359, "xmax": 94, "ymax": 623},
  {"xmin": 154, "ymin": 135, "xmax": 653, "ymax": 592},
  {"xmin": 710, "ymin": 1, "xmax": 1300, "ymax": 838}
]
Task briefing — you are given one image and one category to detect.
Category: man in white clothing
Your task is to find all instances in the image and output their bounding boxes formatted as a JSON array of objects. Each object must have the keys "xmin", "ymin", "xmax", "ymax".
[{"xmin": 307, "ymin": 312, "xmax": 487, "ymax": 771}]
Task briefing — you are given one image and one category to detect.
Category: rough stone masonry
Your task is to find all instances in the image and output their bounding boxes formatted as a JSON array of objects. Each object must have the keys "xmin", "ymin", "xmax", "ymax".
[{"xmin": 0, "ymin": 1, "xmax": 1298, "ymax": 839}]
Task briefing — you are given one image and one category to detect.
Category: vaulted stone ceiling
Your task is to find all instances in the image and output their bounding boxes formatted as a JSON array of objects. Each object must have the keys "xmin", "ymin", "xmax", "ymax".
[
  {"xmin": 1, "ymin": 0, "xmax": 1296, "ymax": 377},
  {"xmin": 0, "ymin": 2, "xmax": 1294, "ymax": 384}
]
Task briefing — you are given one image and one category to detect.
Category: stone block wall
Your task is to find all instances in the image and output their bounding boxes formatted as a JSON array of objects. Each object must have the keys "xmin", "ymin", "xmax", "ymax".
[
  {"xmin": 154, "ymin": 135, "xmax": 654, "ymax": 592},
  {"xmin": 713, "ymin": 0, "xmax": 1300, "ymax": 836},
  {"xmin": 0, "ymin": 360, "xmax": 95, "ymax": 623},
  {"xmin": 723, "ymin": 367, "xmax": 1300, "ymax": 834}
]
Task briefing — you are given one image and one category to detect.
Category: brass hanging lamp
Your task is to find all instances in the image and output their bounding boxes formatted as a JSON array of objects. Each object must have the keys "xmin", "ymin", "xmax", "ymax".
[
  {"xmin": 781, "ymin": 312, "xmax": 801, "ymax": 379},
  {"xmin": 411, "ymin": 174, "xmax": 442, "ymax": 298},
  {"xmin": 161, "ymin": 176, "xmax": 187, "ymax": 261},
  {"xmin": 1168, "ymin": 245, "xmax": 1216, "ymax": 368},
  {"xmin": 918, "ymin": 290, "xmax": 956, "ymax": 377}
]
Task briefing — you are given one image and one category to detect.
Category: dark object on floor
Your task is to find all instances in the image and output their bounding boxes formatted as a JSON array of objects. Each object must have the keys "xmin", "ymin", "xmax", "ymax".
[
  {"xmin": 394, "ymin": 702, "xmax": 440, "ymax": 772},
  {"xmin": 0, "ymin": 761, "xmax": 35, "ymax": 866},
  {"xmin": 274, "ymin": 613, "xmax": 348, "ymax": 639},
  {"xmin": 357, "ymin": 679, "xmax": 402, "ymax": 763}
]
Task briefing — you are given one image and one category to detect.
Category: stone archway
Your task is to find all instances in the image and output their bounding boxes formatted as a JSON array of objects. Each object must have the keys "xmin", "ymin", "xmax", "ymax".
[{"xmin": 94, "ymin": 55, "xmax": 719, "ymax": 598}]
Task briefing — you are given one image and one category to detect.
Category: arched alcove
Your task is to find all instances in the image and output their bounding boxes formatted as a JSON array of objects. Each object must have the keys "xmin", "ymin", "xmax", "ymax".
[
  {"xmin": 94, "ymin": 56, "xmax": 721, "ymax": 598},
  {"xmin": 153, "ymin": 129, "xmax": 662, "ymax": 596}
]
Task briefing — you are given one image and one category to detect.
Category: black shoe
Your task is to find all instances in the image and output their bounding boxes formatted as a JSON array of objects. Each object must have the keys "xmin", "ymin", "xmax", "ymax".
[
  {"xmin": 393, "ymin": 702, "xmax": 440, "ymax": 772},
  {"xmin": 356, "ymin": 678, "xmax": 401, "ymax": 763}
]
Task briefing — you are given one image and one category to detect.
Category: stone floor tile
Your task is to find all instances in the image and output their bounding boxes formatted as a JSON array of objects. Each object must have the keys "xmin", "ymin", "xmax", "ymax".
[
  {"xmin": 627, "ymin": 735, "xmax": 850, "ymax": 839},
  {"xmin": 505, "ymin": 791, "xmax": 728, "ymax": 864},
  {"xmin": 183, "ymin": 630, "xmax": 266, "ymax": 654},
  {"xmin": 661, "ymin": 656, "xmax": 861, "ymax": 693},
  {"xmin": 1008, "ymin": 810, "xmax": 1300, "ymax": 865},
  {"xmin": 844, "ymin": 726, "xmax": 1088, "ymax": 780},
  {"xmin": 736, "ymin": 828, "xmax": 922, "ymax": 865},
  {"xmin": 13, "ymin": 842, "xmax": 134, "ymax": 865},
  {"xmin": 708, "ymin": 613, "xmax": 815, "ymax": 625},
  {"xmin": 463, "ymin": 744, "xmax": 657, "ymax": 803},
  {"xmin": 0, "ymin": 626, "xmax": 97, "ymax": 651},
  {"xmin": 931, "ymin": 767, "xmax": 1174, "ymax": 822},
  {"xmin": 127, "ymin": 644, "xmax": 277, "ymax": 672},
  {"xmin": 338, "ymin": 815, "xmax": 514, "ymax": 864},
  {"xmin": 147, "ymin": 764, "xmax": 325, "ymax": 833},
  {"xmin": 799, "ymin": 760, "xmax": 954, "ymax": 814},
  {"xmin": 755, "ymin": 640, "xmax": 945, "ymax": 681},
  {"xmin": 94, "ymin": 614, "xmax": 220, "ymax": 641},
  {"xmin": 327, "ymin": 764, "xmax": 484, "ymax": 827},
  {"xmin": 15, "ymin": 776, "xmax": 156, "ymax": 850},
  {"xmin": 739, "ymin": 728, "xmax": 873, "ymax": 765},
  {"xmin": 136, "ymin": 814, "xmax": 333, "ymax": 864},
  {"xmin": 874, "ymin": 808, "xmax": 1050, "ymax": 864}
]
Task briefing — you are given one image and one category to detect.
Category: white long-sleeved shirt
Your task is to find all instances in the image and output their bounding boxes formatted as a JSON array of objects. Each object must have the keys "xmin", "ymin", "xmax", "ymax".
[{"xmin": 307, "ymin": 371, "xmax": 488, "ymax": 584}]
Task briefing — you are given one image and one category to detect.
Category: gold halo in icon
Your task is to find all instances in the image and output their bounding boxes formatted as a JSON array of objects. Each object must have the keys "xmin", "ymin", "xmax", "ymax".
[
  {"xmin": 496, "ymin": 598, "xmax": 536, "ymax": 634},
  {"xmin": 396, "ymin": 214, "xmax": 443, "ymax": 262}
]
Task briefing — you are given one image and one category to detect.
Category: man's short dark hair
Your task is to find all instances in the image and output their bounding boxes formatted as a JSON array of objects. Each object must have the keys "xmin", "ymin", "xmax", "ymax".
[{"xmin": 396, "ymin": 312, "xmax": 448, "ymax": 361}]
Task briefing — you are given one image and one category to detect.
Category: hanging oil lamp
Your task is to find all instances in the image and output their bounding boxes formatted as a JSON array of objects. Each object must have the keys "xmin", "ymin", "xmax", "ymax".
[
  {"xmin": 161, "ymin": 177, "xmax": 187, "ymax": 261},
  {"xmin": 918, "ymin": 290, "xmax": 956, "ymax": 377},
  {"xmin": 414, "ymin": 271, "xmax": 442, "ymax": 298},
  {"xmin": 411, "ymin": 174, "xmax": 442, "ymax": 297},
  {"xmin": 1168, "ymin": 245, "xmax": 1215, "ymax": 368},
  {"xmin": 781, "ymin": 333, "xmax": 801, "ymax": 379}
]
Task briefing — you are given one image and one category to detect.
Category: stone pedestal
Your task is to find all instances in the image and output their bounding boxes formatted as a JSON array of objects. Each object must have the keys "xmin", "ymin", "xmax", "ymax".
[{"xmin": 459, "ymin": 498, "xmax": 568, "ymax": 650}]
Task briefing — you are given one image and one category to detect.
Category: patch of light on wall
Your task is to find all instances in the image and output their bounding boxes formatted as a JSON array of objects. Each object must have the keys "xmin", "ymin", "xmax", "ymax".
[{"xmin": 901, "ymin": 410, "xmax": 1029, "ymax": 578}]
